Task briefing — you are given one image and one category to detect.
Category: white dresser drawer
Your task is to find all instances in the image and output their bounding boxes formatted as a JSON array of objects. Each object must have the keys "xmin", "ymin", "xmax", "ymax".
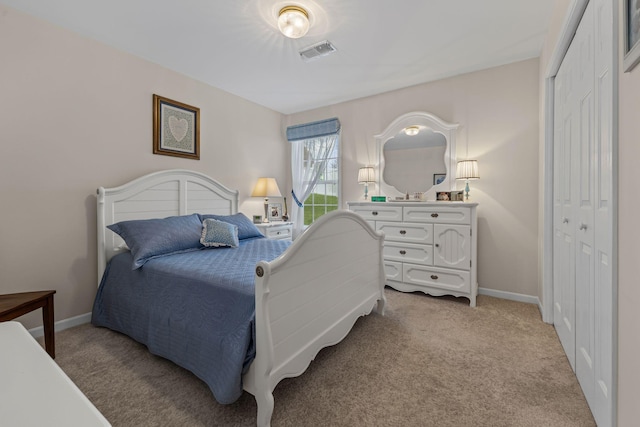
[
  {"xmin": 377, "ymin": 221, "xmax": 433, "ymax": 244},
  {"xmin": 403, "ymin": 206, "xmax": 471, "ymax": 225},
  {"xmin": 383, "ymin": 260, "xmax": 402, "ymax": 281},
  {"xmin": 256, "ymin": 223, "xmax": 293, "ymax": 240},
  {"xmin": 383, "ymin": 242, "xmax": 432, "ymax": 264},
  {"xmin": 403, "ymin": 264, "xmax": 470, "ymax": 293},
  {"xmin": 349, "ymin": 205, "xmax": 402, "ymax": 222}
]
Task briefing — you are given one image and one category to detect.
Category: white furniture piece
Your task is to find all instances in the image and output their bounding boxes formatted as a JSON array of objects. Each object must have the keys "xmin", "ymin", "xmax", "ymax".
[
  {"xmin": 255, "ymin": 221, "xmax": 293, "ymax": 240},
  {"xmin": 348, "ymin": 201, "xmax": 478, "ymax": 307},
  {"xmin": 0, "ymin": 321, "xmax": 110, "ymax": 426},
  {"xmin": 97, "ymin": 169, "xmax": 385, "ymax": 427}
]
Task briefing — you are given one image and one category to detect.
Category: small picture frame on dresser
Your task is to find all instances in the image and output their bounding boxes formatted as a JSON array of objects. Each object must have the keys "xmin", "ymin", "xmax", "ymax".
[
  {"xmin": 253, "ymin": 215, "xmax": 262, "ymax": 224},
  {"xmin": 268, "ymin": 203, "xmax": 282, "ymax": 221},
  {"xmin": 436, "ymin": 191, "xmax": 451, "ymax": 201},
  {"xmin": 451, "ymin": 190, "xmax": 464, "ymax": 201}
]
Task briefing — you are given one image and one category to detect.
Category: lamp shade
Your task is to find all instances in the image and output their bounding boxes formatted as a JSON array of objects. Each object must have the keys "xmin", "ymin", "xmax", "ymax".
[
  {"xmin": 456, "ymin": 160, "xmax": 480, "ymax": 180},
  {"xmin": 251, "ymin": 177, "xmax": 282, "ymax": 197},
  {"xmin": 358, "ymin": 166, "xmax": 376, "ymax": 184}
]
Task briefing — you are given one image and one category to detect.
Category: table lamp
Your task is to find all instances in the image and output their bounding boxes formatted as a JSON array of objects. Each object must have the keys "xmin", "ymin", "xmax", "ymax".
[
  {"xmin": 456, "ymin": 160, "xmax": 480, "ymax": 201},
  {"xmin": 358, "ymin": 166, "xmax": 375, "ymax": 200},
  {"xmin": 251, "ymin": 177, "xmax": 282, "ymax": 223}
]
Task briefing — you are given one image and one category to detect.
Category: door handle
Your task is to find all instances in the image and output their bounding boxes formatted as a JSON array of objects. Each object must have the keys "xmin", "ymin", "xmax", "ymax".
[
  {"xmin": 431, "ymin": 213, "xmax": 439, "ymax": 218},
  {"xmin": 579, "ymin": 223, "xmax": 587, "ymax": 230},
  {"xmin": 372, "ymin": 211, "xmax": 378, "ymax": 216},
  {"xmin": 562, "ymin": 217, "xmax": 569, "ymax": 224},
  {"xmin": 435, "ymin": 243, "xmax": 440, "ymax": 248},
  {"xmin": 399, "ymin": 230, "xmax": 407, "ymax": 235},
  {"xmin": 430, "ymin": 275, "xmax": 438, "ymax": 280},
  {"xmin": 399, "ymin": 250, "xmax": 406, "ymax": 255}
]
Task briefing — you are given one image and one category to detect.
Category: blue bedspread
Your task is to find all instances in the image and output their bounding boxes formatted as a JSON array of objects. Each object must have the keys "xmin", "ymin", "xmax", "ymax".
[{"xmin": 91, "ymin": 237, "xmax": 290, "ymax": 404}]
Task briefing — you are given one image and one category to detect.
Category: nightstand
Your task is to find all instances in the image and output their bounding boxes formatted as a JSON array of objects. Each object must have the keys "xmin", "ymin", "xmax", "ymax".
[{"xmin": 256, "ymin": 222, "xmax": 293, "ymax": 240}]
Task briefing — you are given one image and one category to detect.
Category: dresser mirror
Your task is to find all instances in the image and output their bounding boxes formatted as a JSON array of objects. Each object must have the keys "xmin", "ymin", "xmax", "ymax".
[{"xmin": 375, "ymin": 112, "xmax": 459, "ymax": 200}]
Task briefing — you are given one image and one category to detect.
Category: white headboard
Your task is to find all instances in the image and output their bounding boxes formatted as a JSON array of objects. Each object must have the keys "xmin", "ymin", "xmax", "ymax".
[{"xmin": 96, "ymin": 169, "xmax": 239, "ymax": 285}]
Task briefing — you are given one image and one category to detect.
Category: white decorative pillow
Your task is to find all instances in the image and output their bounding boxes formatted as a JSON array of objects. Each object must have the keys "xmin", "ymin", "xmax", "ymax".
[{"xmin": 200, "ymin": 218, "xmax": 239, "ymax": 248}]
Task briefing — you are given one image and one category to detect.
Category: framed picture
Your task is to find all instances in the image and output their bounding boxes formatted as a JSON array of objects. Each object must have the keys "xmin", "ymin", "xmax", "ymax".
[
  {"xmin": 624, "ymin": 0, "xmax": 640, "ymax": 72},
  {"xmin": 253, "ymin": 215, "xmax": 262, "ymax": 224},
  {"xmin": 451, "ymin": 190, "xmax": 464, "ymax": 202},
  {"xmin": 153, "ymin": 94, "xmax": 200, "ymax": 159},
  {"xmin": 436, "ymin": 191, "xmax": 451, "ymax": 201},
  {"xmin": 433, "ymin": 173, "xmax": 446, "ymax": 185},
  {"xmin": 268, "ymin": 203, "xmax": 282, "ymax": 221}
]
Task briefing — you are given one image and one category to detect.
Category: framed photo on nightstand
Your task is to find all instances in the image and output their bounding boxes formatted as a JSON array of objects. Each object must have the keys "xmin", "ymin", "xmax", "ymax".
[{"xmin": 268, "ymin": 203, "xmax": 282, "ymax": 221}]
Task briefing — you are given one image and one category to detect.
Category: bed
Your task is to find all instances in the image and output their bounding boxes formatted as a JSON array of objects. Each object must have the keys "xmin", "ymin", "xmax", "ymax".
[{"xmin": 92, "ymin": 169, "xmax": 386, "ymax": 427}]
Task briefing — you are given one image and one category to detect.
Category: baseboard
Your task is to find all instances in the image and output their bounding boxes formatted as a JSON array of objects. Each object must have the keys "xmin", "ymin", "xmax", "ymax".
[
  {"xmin": 28, "ymin": 312, "xmax": 92, "ymax": 338},
  {"xmin": 478, "ymin": 287, "xmax": 541, "ymax": 307}
]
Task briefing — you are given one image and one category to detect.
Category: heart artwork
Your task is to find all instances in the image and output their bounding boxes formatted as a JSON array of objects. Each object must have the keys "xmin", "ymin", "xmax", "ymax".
[{"xmin": 168, "ymin": 116, "xmax": 189, "ymax": 142}]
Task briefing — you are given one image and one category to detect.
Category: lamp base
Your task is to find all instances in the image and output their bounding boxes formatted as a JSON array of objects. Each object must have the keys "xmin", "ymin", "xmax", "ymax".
[
  {"xmin": 464, "ymin": 181, "xmax": 470, "ymax": 201},
  {"xmin": 263, "ymin": 199, "xmax": 269, "ymax": 223}
]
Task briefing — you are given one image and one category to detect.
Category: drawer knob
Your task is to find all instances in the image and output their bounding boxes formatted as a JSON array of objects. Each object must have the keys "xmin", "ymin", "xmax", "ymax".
[
  {"xmin": 399, "ymin": 250, "xmax": 406, "ymax": 255},
  {"xmin": 435, "ymin": 243, "xmax": 440, "ymax": 248},
  {"xmin": 399, "ymin": 230, "xmax": 407, "ymax": 235},
  {"xmin": 431, "ymin": 213, "xmax": 439, "ymax": 218},
  {"xmin": 276, "ymin": 231, "xmax": 281, "ymax": 235},
  {"xmin": 372, "ymin": 211, "xmax": 379, "ymax": 216},
  {"xmin": 431, "ymin": 274, "xmax": 439, "ymax": 280}
]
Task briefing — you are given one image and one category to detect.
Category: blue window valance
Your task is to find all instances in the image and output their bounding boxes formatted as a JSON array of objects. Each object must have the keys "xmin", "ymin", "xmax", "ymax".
[{"xmin": 286, "ymin": 118, "xmax": 341, "ymax": 142}]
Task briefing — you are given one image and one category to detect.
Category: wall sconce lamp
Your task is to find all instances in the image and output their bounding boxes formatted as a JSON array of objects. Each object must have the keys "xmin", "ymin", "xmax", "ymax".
[
  {"xmin": 358, "ymin": 166, "xmax": 376, "ymax": 200},
  {"xmin": 251, "ymin": 177, "xmax": 282, "ymax": 222},
  {"xmin": 278, "ymin": 6, "xmax": 310, "ymax": 39},
  {"xmin": 456, "ymin": 160, "xmax": 480, "ymax": 201}
]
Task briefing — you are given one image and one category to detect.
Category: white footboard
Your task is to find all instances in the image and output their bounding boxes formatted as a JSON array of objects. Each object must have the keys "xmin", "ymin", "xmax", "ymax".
[{"xmin": 243, "ymin": 210, "xmax": 386, "ymax": 427}]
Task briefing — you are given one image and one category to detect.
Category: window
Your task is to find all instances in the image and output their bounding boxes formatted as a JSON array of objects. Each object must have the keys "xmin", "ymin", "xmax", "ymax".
[
  {"xmin": 287, "ymin": 117, "xmax": 341, "ymax": 237},
  {"xmin": 302, "ymin": 140, "xmax": 339, "ymax": 225}
]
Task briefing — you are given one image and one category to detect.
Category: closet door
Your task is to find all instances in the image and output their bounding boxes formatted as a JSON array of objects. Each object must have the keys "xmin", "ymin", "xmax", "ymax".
[
  {"xmin": 577, "ymin": 0, "xmax": 614, "ymax": 424},
  {"xmin": 573, "ymin": 0, "xmax": 597, "ymax": 409},
  {"xmin": 553, "ymin": 39, "xmax": 576, "ymax": 370},
  {"xmin": 552, "ymin": 0, "xmax": 613, "ymax": 425}
]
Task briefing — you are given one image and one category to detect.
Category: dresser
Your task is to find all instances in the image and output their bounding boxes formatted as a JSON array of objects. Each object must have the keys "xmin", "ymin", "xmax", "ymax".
[{"xmin": 347, "ymin": 201, "xmax": 478, "ymax": 306}]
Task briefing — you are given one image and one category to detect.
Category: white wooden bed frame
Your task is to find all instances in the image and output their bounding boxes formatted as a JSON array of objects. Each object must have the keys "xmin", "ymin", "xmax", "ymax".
[{"xmin": 96, "ymin": 169, "xmax": 386, "ymax": 427}]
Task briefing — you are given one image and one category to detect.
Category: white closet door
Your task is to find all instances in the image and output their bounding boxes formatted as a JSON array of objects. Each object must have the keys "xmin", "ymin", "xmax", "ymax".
[
  {"xmin": 582, "ymin": 0, "xmax": 614, "ymax": 424},
  {"xmin": 573, "ymin": 0, "xmax": 597, "ymax": 409},
  {"xmin": 553, "ymin": 39, "xmax": 576, "ymax": 369},
  {"xmin": 552, "ymin": 0, "xmax": 613, "ymax": 425}
]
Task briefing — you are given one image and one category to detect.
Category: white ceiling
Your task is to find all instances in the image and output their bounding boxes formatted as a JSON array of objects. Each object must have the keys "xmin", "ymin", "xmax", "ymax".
[{"xmin": 2, "ymin": 0, "xmax": 556, "ymax": 114}]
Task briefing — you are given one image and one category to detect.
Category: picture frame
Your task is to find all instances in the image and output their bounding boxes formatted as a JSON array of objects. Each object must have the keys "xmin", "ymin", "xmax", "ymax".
[
  {"xmin": 268, "ymin": 203, "xmax": 282, "ymax": 221},
  {"xmin": 451, "ymin": 190, "xmax": 464, "ymax": 202},
  {"xmin": 436, "ymin": 191, "xmax": 451, "ymax": 201},
  {"xmin": 253, "ymin": 215, "xmax": 263, "ymax": 224},
  {"xmin": 153, "ymin": 94, "xmax": 200, "ymax": 159},
  {"xmin": 433, "ymin": 173, "xmax": 446, "ymax": 185},
  {"xmin": 624, "ymin": 0, "xmax": 640, "ymax": 72}
]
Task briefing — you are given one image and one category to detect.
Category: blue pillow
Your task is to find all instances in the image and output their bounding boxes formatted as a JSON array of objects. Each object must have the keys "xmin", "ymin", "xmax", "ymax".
[
  {"xmin": 107, "ymin": 214, "xmax": 203, "ymax": 269},
  {"xmin": 198, "ymin": 213, "xmax": 264, "ymax": 240},
  {"xmin": 200, "ymin": 218, "xmax": 239, "ymax": 248}
]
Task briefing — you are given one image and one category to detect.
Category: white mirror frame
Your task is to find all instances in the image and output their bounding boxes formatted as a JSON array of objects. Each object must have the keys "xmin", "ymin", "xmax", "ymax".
[{"xmin": 375, "ymin": 111, "xmax": 459, "ymax": 200}]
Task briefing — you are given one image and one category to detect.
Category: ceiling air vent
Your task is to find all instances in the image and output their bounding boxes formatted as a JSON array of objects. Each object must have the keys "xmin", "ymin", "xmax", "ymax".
[{"xmin": 299, "ymin": 40, "xmax": 337, "ymax": 62}]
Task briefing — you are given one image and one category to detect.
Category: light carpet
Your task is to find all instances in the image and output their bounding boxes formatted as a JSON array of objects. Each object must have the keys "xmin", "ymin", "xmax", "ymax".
[{"xmin": 49, "ymin": 290, "xmax": 596, "ymax": 426}]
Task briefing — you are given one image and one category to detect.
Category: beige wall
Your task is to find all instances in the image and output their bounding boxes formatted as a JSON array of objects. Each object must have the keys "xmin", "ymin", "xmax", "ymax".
[
  {"xmin": 285, "ymin": 59, "xmax": 541, "ymax": 298},
  {"xmin": 617, "ymin": 4, "xmax": 640, "ymax": 425},
  {"xmin": 0, "ymin": 6, "xmax": 287, "ymax": 327}
]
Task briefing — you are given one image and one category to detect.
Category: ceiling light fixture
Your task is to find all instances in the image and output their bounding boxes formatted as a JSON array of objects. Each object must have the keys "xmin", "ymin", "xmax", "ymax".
[
  {"xmin": 278, "ymin": 6, "xmax": 310, "ymax": 39},
  {"xmin": 404, "ymin": 126, "xmax": 420, "ymax": 136}
]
